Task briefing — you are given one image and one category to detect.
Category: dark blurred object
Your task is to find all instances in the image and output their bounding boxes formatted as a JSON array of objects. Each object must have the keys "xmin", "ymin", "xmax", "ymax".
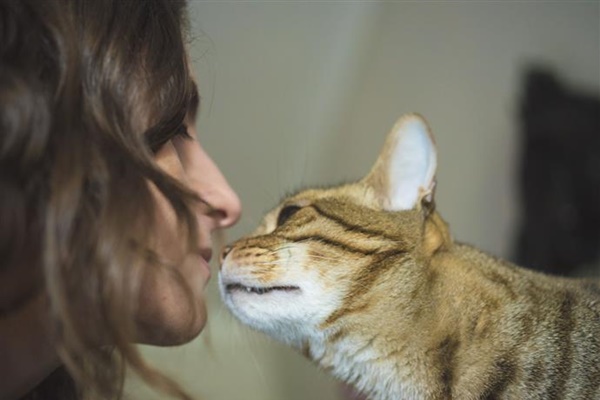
[
  {"xmin": 514, "ymin": 67, "xmax": 600, "ymax": 276},
  {"xmin": 18, "ymin": 367, "xmax": 78, "ymax": 400}
]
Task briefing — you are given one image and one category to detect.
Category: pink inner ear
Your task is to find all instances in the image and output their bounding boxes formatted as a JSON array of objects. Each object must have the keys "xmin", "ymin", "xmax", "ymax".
[{"xmin": 381, "ymin": 115, "xmax": 437, "ymax": 211}]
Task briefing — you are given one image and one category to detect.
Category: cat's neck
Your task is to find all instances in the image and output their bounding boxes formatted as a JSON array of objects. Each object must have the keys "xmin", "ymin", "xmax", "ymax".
[
  {"xmin": 305, "ymin": 328, "xmax": 436, "ymax": 400},
  {"xmin": 303, "ymin": 237, "xmax": 518, "ymax": 400}
]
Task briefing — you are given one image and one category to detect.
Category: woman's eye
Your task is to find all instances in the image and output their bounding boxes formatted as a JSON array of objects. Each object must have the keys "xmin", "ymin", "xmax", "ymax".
[
  {"xmin": 277, "ymin": 205, "xmax": 301, "ymax": 227},
  {"xmin": 148, "ymin": 125, "xmax": 191, "ymax": 154}
]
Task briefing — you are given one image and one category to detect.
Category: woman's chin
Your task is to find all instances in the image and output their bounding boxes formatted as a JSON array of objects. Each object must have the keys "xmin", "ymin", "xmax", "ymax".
[
  {"xmin": 135, "ymin": 302, "xmax": 207, "ymax": 346},
  {"xmin": 135, "ymin": 253, "xmax": 210, "ymax": 346}
]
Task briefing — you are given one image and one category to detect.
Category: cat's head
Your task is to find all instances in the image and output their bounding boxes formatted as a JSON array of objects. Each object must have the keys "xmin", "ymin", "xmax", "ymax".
[{"xmin": 219, "ymin": 114, "xmax": 451, "ymax": 346}]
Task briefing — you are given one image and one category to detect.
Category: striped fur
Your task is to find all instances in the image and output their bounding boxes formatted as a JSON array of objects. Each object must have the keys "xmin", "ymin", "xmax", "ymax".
[{"xmin": 220, "ymin": 115, "xmax": 600, "ymax": 400}]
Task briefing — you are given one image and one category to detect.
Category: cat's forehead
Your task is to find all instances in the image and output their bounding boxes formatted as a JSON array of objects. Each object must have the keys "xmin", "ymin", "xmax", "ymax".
[
  {"xmin": 256, "ymin": 181, "xmax": 424, "ymax": 246},
  {"xmin": 284, "ymin": 183, "xmax": 380, "ymax": 209},
  {"xmin": 256, "ymin": 184, "xmax": 379, "ymax": 233}
]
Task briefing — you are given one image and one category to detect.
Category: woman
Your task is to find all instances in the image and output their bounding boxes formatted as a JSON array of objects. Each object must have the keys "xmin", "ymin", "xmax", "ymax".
[{"xmin": 0, "ymin": 0, "xmax": 241, "ymax": 399}]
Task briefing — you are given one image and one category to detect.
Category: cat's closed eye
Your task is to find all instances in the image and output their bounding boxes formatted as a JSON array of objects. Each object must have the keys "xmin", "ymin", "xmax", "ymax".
[{"xmin": 277, "ymin": 205, "xmax": 302, "ymax": 227}]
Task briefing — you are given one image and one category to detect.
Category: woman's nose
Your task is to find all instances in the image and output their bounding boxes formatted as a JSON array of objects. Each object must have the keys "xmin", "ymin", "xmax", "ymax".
[
  {"xmin": 172, "ymin": 134, "xmax": 242, "ymax": 229},
  {"xmin": 206, "ymin": 186, "xmax": 241, "ymax": 229}
]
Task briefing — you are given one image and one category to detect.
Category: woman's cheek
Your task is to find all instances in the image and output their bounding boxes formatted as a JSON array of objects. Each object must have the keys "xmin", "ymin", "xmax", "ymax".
[
  {"xmin": 149, "ymin": 141, "xmax": 188, "ymax": 262},
  {"xmin": 147, "ymin": 181, "xmax": 184, "ymax": 262}
]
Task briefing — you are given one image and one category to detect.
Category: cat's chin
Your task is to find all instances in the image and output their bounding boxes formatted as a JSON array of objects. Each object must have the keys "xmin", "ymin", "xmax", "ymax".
[{"xmin": 224, "ymin": 283, "xmax": 301, "ymax": 295}]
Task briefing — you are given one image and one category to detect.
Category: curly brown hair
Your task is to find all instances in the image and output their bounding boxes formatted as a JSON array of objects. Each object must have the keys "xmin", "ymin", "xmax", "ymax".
[{"xmin": 1, "ymin": 0, "xmax": 202, "ymax": 398}]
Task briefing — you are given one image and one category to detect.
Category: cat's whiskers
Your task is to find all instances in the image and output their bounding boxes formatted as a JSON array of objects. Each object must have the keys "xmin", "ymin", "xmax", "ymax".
[
  {"xmin": 261, "ymin": 245, "xmax": 344, "ymax": 263},
  {"xmin": 305, "ymin": 255, "xmax": 345, "ymax": 262},
  {"xmin": 249, "ymin": 261, "xmax": 280, "ymax": 266},
  {"xmin": 271, "ymin": 244, "xmax": 297, "ymax": 253},
  {"xmin": 248, "ymin": 351, "xmax": 268, "ymax": 390}
]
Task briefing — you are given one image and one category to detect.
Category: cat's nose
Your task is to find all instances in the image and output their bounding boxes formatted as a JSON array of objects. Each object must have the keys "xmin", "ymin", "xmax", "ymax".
[{"xmin": 220, "ymin": 246, "xmax": 233, "ymax": 267}]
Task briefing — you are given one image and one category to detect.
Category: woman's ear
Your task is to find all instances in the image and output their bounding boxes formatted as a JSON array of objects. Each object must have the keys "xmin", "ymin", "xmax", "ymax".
[{"xmin": 362, "ymin": 114, "xmax": 437, "ymax": 211}]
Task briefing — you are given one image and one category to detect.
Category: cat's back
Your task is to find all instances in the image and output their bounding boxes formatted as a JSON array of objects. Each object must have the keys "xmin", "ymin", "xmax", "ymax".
[{"xmin": 443, "ymin": 244, "xmax": 600, "ymax": 399}]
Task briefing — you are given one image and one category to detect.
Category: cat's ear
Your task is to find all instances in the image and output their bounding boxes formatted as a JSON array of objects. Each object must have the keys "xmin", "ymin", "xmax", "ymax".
[{"xmin": 362, "ymin": 114, "xmax": 437, "ymax": 211}]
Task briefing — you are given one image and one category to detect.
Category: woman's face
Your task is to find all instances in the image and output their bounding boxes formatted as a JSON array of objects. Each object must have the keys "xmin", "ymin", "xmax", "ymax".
[{"xmin": 136, "ymin": 120, "xmax": 241, "ymax": 345}]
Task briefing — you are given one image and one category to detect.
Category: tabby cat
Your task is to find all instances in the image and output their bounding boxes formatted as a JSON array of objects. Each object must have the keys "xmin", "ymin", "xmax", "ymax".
[{"xmin": 219, "ymin": 114, "xmax": 600, "ymax": 400}]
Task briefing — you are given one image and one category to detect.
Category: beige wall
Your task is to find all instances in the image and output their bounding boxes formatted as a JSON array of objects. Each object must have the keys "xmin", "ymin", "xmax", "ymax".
[{"xmin": 128, "ymin": 2, "xmax": 599, "ymax": 399}]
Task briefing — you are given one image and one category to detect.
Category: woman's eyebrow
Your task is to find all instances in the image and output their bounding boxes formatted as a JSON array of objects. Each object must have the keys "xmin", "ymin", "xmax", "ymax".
[{"xmin": 188, "ymin": 82, "xmax": 200, "ymax": 122}]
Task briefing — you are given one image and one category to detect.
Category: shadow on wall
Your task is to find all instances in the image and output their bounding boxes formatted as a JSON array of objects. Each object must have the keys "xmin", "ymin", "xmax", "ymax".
[{"xmin": 514, "ymin": 66, "xmax": 600, "ymax": 278}]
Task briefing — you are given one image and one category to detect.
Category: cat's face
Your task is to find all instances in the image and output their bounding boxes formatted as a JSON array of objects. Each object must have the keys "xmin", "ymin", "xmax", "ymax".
[
  {"xmin": 219, "ymin": 114, "xmax": 441, "ymax": 346},
  {"xmin": 219, "ymin": 185, "xmax": 425, "ymax": 345}
]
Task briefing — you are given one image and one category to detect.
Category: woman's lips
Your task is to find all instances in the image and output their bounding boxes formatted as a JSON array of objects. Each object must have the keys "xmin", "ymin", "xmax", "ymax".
[
  {"xmin": 199, "ymin": 248, "xmax": 213, "ymax": 263},
  {"xmin": 197, "ymin": 248, "xmax": 213, "ymax": 280}
]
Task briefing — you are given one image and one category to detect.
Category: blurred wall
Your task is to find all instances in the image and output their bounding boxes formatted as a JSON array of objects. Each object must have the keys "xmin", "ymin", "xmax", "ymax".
[{"xmin": 128, "ymin": 2, "xmax": 599, "ymax": 400}]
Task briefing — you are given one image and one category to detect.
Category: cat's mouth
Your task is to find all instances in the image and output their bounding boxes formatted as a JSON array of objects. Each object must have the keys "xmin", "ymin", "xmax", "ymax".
[{"xmin": 225, "ymin": 283, "xmax": 301, "ymax": 295}]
